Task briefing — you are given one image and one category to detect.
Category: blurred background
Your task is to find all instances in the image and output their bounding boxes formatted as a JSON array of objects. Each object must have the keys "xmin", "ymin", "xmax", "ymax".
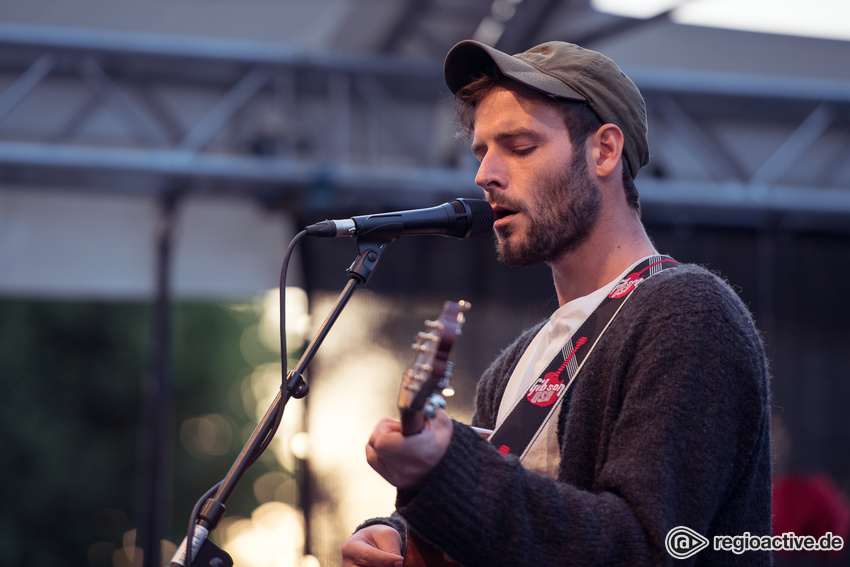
[{"xmin": 1, "ymin": 0, "xmax": 849, "ymax": 565}]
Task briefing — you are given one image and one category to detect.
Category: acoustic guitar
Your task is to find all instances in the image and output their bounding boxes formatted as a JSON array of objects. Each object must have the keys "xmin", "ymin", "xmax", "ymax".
[{"xmin": 397, "ymin": 300, "xmax": 469, "ymax": 567}]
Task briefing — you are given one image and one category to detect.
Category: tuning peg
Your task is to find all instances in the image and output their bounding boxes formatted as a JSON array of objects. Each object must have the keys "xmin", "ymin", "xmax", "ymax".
[
  {"xmin": 424, "ymin": 393, "xmax": 447, "ymax": 419},
  {"xmin": 442, "ymin": 361, "xmax": 454, "ymax": 381},
  {"xmin": 429, "ymin": 393, "xmax": 446, "ymax": 409},
  {"xmin": 438, "ymin": 366, "xmax": 455, "ymax": 398},
  {"xmin": 417, "ymin": 363, "xmax": 434, "ymax": 374},
  {"xmin": 455, "ymin": 300, "xmax": 471, "ymax": 333}
]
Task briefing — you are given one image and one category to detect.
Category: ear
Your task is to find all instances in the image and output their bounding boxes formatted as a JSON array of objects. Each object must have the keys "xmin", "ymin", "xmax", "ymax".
[{"xmin": 590, "ymin": 124, "xmax": 624, "ymax": 179}]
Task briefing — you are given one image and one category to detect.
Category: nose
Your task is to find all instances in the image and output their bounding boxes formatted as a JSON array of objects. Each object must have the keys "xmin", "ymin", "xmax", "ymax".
[{"xmin": 475, "ymin": 152, "xmax": 506, "ymax": 192}]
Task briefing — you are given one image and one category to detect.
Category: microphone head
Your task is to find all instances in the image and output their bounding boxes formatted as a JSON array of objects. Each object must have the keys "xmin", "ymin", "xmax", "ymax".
[{"xmin": 449, "ymin": 198, "xmax": 494, "ymax": 238}]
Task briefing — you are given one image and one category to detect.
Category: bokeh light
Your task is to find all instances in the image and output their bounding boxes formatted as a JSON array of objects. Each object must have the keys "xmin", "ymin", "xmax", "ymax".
[{"xmin": 179, "ymin": 414, "xmax": 235, "ymax": 460}]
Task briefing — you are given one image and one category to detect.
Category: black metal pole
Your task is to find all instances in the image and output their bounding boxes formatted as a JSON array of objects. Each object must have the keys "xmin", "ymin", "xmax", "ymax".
[{"xmin": 138, "ymin": 193, "xmax": 178, "ymax": 567}]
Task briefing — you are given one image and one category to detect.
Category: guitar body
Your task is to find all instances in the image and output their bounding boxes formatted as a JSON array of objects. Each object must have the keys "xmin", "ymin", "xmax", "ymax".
[
  {"xmin": 397, "ymin": 300, "xmax": 470, "ymax": 567},
  {"xmin": 403, "ymin": 533, "xmax": 462, "ymax": 567}
]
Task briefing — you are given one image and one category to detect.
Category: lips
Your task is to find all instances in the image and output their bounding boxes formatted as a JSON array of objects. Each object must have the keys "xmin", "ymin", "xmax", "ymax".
[{"xmin": 491, "ymin": 204, "xmax": 518, "ymax": 227}]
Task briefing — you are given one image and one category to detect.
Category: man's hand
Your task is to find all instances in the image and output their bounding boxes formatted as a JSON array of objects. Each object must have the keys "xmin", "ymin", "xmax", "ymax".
[
  {"xmin": 366, "ymin": 409, "xmax": 454, "ymax": 490},
  {"xmin": 341, "ymin": 524, "xmax": 404, "ymax": 567}
]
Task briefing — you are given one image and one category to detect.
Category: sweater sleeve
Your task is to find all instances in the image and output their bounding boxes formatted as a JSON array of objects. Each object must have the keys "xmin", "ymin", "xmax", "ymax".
[{"xmin": 395, "ymin": 266, "xmax": 771, "ymax": 567}]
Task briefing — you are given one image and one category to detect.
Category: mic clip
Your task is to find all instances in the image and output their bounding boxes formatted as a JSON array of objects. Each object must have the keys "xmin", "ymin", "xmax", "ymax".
[{"xmin": 347, "ymin": 238, "xmax": 391, "ymax": 284}]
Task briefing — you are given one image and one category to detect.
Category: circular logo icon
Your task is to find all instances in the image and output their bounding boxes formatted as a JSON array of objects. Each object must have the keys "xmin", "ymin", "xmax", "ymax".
[{"xmin": 665, "ymin": 526, "xmax": 709, "ymax": 559}]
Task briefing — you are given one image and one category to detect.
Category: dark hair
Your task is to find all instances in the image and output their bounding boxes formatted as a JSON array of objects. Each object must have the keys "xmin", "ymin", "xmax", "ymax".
[{"xmin": 455, "ymin": 72, "xmax": 640, "ymax": 214}]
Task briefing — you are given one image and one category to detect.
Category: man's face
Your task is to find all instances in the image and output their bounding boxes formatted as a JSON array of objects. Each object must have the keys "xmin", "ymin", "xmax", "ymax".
[{"xmin": 471, "ymin": 84, "xmax": 601, "ymax": 267}]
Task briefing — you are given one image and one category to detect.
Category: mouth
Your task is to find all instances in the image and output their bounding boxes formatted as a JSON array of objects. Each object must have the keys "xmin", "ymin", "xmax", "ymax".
[{"xmin": 491, "ymin": 205, "xmax": 518, "ymax": 227}]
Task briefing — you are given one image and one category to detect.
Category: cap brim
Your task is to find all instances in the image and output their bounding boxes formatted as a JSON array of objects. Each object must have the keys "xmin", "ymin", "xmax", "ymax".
[{"xmin": 444, "ymin": 40, "xmax": 585, "ymax": 101}]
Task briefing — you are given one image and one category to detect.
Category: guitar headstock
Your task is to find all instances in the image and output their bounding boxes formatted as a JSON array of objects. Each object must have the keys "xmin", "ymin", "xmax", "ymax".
[{"xmin": 398, "ymin": 300, "xmax": 470, "ymax": 436}]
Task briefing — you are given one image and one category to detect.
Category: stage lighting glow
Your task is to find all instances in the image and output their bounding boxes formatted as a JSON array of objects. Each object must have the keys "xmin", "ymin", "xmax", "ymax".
[{"xmin": 592, "ymin": 0, "xmax": 850, "ymax": 41}]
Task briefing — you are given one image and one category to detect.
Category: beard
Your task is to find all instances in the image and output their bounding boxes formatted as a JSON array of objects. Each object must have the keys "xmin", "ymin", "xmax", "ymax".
[{"xmin": 493, "ymin": 149, "xmax": 602, "ymax": 268}]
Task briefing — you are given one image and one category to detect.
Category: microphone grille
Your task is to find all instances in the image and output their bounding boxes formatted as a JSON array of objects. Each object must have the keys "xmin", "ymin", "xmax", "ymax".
[
  {"xmin": 453, "ymin": 198, "xmax": 494, "ymax": 238},
  {"xmin": 450, "ymin": 199, "xmax": 469, "ymax": 238}
]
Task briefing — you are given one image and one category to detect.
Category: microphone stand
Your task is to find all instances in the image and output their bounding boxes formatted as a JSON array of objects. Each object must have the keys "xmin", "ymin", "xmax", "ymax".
[{"xmin": 170, "ymin": 236, "xmax": 393, "ymax": 566}]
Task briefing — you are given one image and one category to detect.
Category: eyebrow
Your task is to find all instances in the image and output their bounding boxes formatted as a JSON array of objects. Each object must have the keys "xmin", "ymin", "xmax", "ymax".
[{"xmin": 471, "ymin": 128, "xmax": 544, "ymax": 157}]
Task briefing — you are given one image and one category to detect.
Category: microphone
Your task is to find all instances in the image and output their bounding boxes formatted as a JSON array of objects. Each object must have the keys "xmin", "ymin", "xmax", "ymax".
[{"xmin": 305, "ymin": 198, "xmax": 494, "ymax": 240}]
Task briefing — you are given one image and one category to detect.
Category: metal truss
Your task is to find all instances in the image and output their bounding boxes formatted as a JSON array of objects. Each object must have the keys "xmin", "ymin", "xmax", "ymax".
[
  {"xmin": 378, "ymin": 0, "xmax": 492, "ymax": 58},
  {"xmin": 1, "ymin": 22, "xmax": 849, "ymax": 226},
  {"xmin": 634, "ymin": 66, "xmax": 850, "ymax": 228},
  {"xmin": 0, "ymin": 22, "xmax": 474, "ymax": 209}
]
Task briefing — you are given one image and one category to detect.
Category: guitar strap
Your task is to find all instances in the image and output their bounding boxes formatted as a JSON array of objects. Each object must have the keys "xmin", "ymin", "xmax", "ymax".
[{"xmin": 488, "ymin": 255, "xmax": 678, "ymax": 460}]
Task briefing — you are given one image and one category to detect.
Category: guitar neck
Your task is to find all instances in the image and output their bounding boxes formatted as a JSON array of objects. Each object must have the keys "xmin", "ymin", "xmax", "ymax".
[
  {"xmin": 400, "ymin": 408, "xmax": 426, "ymax": 437},
  {"xmin": 396, "ymin": 300, "xmax": 468, "ymax": 567}
]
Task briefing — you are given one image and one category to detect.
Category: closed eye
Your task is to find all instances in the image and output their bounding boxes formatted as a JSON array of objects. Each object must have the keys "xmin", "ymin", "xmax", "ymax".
[
  {"xmin": 512, "ymin": 146, "xmax": 536, "ymax": 156},
  {"xmin": 472, "ymin": 129, "xmax": 543, "ymax": 161}
]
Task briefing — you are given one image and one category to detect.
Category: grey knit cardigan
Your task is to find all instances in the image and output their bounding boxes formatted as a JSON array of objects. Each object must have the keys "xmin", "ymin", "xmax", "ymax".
[{"xmin": 369, "ymin": 264, "xmax": 771, "ymax": 567}]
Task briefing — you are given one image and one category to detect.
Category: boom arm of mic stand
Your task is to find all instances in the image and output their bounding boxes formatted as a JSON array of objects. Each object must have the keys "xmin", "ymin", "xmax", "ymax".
[{"xmin": 170, "ymin": 238, "xmax": 393, "ymax": 566}]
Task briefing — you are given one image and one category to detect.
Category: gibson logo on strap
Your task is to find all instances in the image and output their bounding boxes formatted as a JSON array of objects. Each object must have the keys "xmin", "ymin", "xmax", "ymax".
[{"xmin": 526, "ymin": 336, "xmax": 587, "ymax": 407}]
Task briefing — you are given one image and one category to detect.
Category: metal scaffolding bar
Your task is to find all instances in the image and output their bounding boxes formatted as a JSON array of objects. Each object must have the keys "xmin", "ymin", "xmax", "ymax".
[{"xmin": 1, "ymin": 22, "xmax": 849, "ymax": 225}]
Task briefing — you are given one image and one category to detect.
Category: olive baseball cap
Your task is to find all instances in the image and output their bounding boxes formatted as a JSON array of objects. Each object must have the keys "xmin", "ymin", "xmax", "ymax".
[{"xmin": 444, "ymin": 40, "xmax": 649, "ymax": 178}]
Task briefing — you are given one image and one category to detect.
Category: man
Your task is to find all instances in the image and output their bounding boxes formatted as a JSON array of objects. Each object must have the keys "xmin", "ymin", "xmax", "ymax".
[{"xmin": 342, "ymin": 40, "xmax": 771, "ymax": 566}]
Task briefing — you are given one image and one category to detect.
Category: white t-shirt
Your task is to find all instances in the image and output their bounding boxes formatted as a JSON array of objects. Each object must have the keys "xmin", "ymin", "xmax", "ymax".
[{"xmin": 493, "ymin": 262, "xmax": 643, "ymax": 478}]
